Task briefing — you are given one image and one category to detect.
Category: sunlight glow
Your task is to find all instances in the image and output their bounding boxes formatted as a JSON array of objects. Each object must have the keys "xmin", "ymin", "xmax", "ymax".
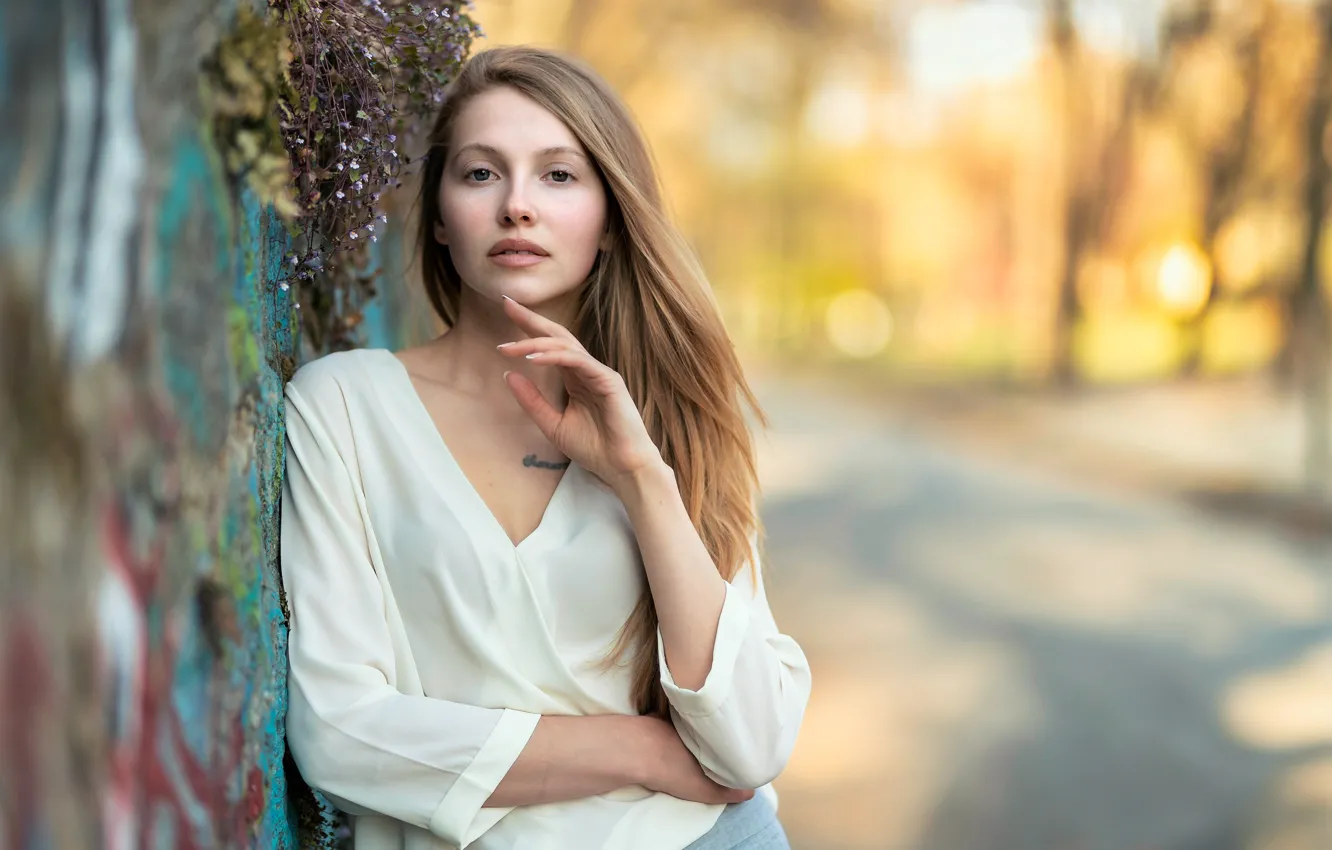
[
  {"xmin": 1155, "ymin": 244, "xmax": 1213, "ymax": 319},
  {"xmin": 826, "ymin": 289, "xmax": 894, "ymax": 358},
  {"xmin": 906, "ymin": 2, "xmax": 1041, "ymax": 98},
  {"xmin": 806, "ymin": 76, "xmax": 872, "ymax": 148}
]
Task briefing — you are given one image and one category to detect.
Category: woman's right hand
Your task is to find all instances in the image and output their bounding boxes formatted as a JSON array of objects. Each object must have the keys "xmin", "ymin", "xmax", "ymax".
[{"xmin": 635, "ymin": 717, "xmax": 755, "ymax": 806}]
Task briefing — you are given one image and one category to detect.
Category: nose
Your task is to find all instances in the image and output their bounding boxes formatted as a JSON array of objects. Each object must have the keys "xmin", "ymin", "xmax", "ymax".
[{"xmin": 499, "ymin": 184, "xmax": 536, "ymax": 226}]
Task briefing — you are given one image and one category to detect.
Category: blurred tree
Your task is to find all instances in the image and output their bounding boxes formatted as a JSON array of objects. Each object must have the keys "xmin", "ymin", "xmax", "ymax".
[
  {"xmin": 1164, "ymin": 0, "xmax": 1272, "ymax": 375},
  {"xmin": 1048, "ymin": 0, "xmax": 1146, "ymax": 387},
  {"xmin": 1294, "ymin": 0, "xmax": 1332, "ymax": 494},
  {"xmin": 750, "ymin": 0, "xmax": 833, "ymax": 349},
  {"xmin": 1049, "ymin": 0, "xmax": 1083, "ymax": 387}
]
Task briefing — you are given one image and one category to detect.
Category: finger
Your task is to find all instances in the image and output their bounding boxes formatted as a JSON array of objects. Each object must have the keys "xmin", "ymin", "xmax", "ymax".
[
  {"xmin": 503, "ymin": 370, "xmax": 563, "ymax": 438},
  {"xmin": 522, "ymin": 349, "xmax": 623, "ymax": 395},
  {"xmin": 496, "ymin": 337, "xmax": 576, "ymax": 359},
  {"xmin": 502, "ymin": 296, "xmax": 580, "ymax": 344}
]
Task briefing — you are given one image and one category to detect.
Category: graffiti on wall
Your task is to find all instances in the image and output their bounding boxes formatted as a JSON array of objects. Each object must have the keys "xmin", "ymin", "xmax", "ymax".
[
  {"xmin": 1, "ymin": 0, "xmax": 445, "ymax": 840},
  {"xmin": 1, "ymin": 0, "xmax": 297, "ymax": 846},
  {"xmin": 44, "ymin": 0, "xmax": 144, "ymax": 365}
]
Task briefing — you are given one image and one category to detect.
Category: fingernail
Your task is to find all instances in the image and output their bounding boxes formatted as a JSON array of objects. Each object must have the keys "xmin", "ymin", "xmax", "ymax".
[
  {"xmin": 497, "ymin": 342, "xmax": 515, "ymax": 348},
  {"xmin": 525, "ymin": 352, "xmax": 543, "ymax": 360},
  {"xmin": 503, "ymin": 370, "xmax": 513, "ymax": 379},
  {"xmin": 502, "ymin": 295, "xmax": 514, "ymax": 302}
]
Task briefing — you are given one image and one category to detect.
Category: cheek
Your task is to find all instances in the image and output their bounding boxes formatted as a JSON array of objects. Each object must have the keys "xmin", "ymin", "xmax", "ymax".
[
  {"xmin": 438, "ymin": 193, "xmax": 487, "ymax": 245},
  {"xmin": 555, "ymin": 192, "xmax": 608, "ymax": 252}
]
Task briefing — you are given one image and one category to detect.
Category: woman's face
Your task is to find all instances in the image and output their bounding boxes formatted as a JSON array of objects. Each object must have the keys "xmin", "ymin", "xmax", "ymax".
[{"xmin": 435, "ymin": 86, "xmax": 610, "ymax": 312}]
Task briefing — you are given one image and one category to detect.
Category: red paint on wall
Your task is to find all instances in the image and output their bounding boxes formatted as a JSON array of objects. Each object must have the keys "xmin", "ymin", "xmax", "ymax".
[
  {"xmin": 1, "ymin": 615, "xmax": 53, "ymax": 850},
  {"xmin": 100, "ymin": 502, "xmax": 263, "ymax": 850}
]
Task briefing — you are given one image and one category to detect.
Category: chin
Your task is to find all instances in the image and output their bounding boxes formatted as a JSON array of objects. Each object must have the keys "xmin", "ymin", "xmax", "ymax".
[{"xmin": 486, "ymin": 275, "xmax": 584, "ymax": 309}]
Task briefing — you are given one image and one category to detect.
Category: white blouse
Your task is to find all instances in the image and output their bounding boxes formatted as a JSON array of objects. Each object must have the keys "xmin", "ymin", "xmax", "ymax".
[{"xmin": 280, "ymin": 348, "xmax": 811, "ymax": 850}]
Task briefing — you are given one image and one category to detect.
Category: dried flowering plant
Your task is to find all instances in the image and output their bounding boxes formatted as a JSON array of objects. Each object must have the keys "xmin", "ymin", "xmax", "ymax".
[{"xmin": 270, "ymin": 0, "xmax": 480, "ymax": 353}]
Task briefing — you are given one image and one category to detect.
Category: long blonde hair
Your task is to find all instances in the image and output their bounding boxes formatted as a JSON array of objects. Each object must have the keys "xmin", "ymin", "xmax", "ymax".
[{"xmin": 416, "ymin": 46, "xmax": 764, "ymax": 718}]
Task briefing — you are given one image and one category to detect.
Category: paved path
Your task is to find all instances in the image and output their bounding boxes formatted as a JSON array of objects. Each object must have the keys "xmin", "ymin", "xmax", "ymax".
[{"xmin": 754, "ymin": 375, "xmax": 1332, "ymax": 850}]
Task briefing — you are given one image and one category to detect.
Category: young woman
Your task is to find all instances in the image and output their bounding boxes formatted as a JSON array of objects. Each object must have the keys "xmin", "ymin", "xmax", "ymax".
[{"xmin": 280, "ymin": 46, "xmax": 811, "ymax": 850}]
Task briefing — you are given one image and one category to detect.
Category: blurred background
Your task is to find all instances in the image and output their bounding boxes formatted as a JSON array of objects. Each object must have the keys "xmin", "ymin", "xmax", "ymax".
[
  {"xmin": 2, "ymin": 0, "xmax": 1331, "ymax": 848},
  {"xmin": 463, "ymin": 1, "xmax": 1332, "ymax": 848}
]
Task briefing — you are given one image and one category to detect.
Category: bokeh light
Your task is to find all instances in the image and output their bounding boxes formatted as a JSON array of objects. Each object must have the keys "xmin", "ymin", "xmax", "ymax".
[
  {"xmin": 1155, "ymin": 243, "xmax": 1213, "ymax": 319},
  {"xmin": 824, "ymin": 289, "xmax": 894, "ymax": 359}
]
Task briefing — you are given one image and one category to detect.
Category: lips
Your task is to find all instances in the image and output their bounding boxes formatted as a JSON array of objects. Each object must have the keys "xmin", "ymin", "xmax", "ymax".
[
  {"xmin": 489, "ymin": 238, "xmax": 549, "ymax": 257},
  {"xmin": 488, "ymin": 241, "xmax": 548, "ymax": 268}
]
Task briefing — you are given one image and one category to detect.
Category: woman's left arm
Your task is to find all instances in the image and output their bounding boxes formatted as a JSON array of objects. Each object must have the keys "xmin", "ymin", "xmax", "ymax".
[
  {"xmin": 618, "ymin": 466, "xmax": 813, "ymax": 791},
  {"xmin": 497, "ymin": 296, "xmax": 812, "ymax": 790},
  {"xmin": 615, "ymin": 463, "xmax": 729, "ymax": 690}
]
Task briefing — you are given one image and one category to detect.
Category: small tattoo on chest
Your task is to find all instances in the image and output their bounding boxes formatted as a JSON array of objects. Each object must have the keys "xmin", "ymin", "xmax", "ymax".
[{"xmin": 522, "ymin": 453, "xmax": 570, "ymax": 470}]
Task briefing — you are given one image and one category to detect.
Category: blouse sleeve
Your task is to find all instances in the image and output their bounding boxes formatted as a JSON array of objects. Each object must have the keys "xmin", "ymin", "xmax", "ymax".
[
  {"xmin": 655, "ymin": 537, "xmax": 812, "ymax": 790},
  {"xmin": 281, "ymin": 374, "xmax": 539, "ymax": 847}
]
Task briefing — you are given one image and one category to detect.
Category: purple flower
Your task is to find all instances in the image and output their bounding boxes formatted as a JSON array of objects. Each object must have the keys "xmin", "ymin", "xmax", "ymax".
[
  {"xmin": 387, "ymin": 134, "xmax": 396, "ymax": 142},
  {"xmin": 335, "ymin": 190, "xmax": 345, "ymax": 199},
  {"xmin": 279, "ymin": 282, "xmax": 290, "ymax": 292},
  {"xmin": 336, "ymin": 163, "xmax": 344, "ymax": 171},
  {"xmin": 350, "ymin": 231, "xmax": 359, "ymax": 240}
]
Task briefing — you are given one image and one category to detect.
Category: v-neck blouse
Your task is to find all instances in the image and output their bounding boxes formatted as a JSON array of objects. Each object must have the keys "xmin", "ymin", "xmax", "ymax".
[
  {"xmin": 280, "ymin": 349, "xmax": 812, "ymax": 850},
  {"xmin": 389, "ymin": 348, "xmax": 577, "ymax": 555}
]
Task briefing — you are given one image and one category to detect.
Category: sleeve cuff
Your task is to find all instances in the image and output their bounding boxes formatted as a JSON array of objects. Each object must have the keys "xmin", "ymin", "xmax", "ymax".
[
  {"xmin": 657, "ymin": 578, "xmax": 754, "ymax": 717},
  {"xmin": 427, "ymin": 708, "xmax": 540, "ymax": 846}
]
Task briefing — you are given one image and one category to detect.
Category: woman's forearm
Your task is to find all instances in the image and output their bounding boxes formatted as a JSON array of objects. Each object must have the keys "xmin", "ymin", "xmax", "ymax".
[
  {"xmin": 612, "ymin": 461, "xmax": 728, "ymax": 691},
  {"xmin": 484, "ymin": 714, "xmax": 650, "ymax": 807}
]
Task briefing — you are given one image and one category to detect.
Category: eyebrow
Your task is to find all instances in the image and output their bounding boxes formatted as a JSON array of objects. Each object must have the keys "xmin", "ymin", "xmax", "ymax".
[{"xmin": 452, "ymin": 143, "xmax": 589, "ymax": 164}]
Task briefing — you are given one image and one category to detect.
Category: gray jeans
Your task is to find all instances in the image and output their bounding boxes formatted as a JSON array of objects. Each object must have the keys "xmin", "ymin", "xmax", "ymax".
[{"xmin": 683, "ymin": 793, "xmax": 791, "ymax": 850}]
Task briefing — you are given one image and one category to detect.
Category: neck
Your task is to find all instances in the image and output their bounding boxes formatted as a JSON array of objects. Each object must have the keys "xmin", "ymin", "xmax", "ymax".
[{"xmin": 429, "ymin": 287, "xmax": 578, "ymax": 404}]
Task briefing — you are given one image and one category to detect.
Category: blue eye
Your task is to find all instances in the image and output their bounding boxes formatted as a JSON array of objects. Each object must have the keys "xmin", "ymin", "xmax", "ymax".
[
  {"xmin": 466, "ymin": 168, "xmax": 493, "ymax": 182},
  {"xmin": 549, "ymin": 170, "xmax": 572, "ymax": 183}
]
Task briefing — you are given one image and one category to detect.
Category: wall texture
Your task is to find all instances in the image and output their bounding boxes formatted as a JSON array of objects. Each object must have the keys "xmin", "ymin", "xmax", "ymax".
[{"xmin": 0, "ymin": 0, "xmax": 446, "ymax": 846}]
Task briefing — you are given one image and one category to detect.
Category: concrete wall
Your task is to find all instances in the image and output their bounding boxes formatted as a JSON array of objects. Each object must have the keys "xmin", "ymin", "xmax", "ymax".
[{"xmin": 0, "ymin": 0, "xmax": 445, "ymax": 846}]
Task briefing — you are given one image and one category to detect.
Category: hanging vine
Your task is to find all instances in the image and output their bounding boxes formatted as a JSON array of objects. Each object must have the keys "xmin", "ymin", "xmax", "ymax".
[{"xmin": 270, "ymin": 0, "xmax": 481, "ymax": 354}]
